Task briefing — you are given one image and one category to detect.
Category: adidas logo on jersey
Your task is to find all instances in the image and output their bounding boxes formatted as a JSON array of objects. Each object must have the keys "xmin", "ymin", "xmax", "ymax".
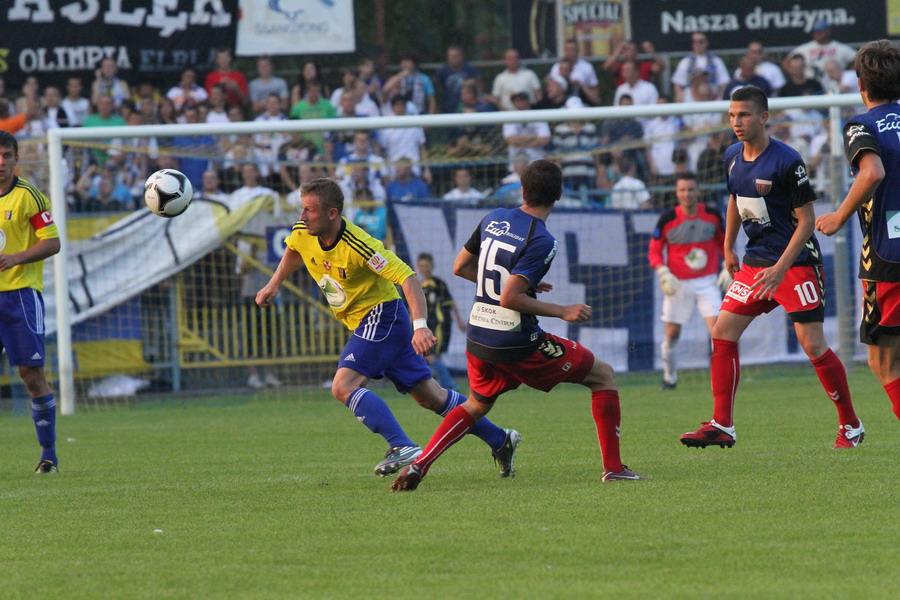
[
  {"xmin": 31, "ymin": 352, "xmax": 42, "ymax": 360},
  {"xmin": 344, "ymin": 353, "xmax": 356, "ymax": 362}
]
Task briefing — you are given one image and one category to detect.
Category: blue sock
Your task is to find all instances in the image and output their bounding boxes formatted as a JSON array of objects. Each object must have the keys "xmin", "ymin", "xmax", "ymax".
[
  {"xmin": 430, "ymin": 358, "xmax": 458, "ymax": 390},
  {"xmin": 439, "ymin": 389, "xmax": 507, "ymax": 450},
  {"xmin": 31, "ymin": 393, "xmax": 57, "ymax": 464},
  {"xmin": 346, "ymin": 388, "xmax": 415, "ymax": 448}
]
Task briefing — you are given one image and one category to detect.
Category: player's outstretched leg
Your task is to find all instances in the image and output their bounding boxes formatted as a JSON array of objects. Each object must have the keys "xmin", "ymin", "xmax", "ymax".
[
  {"xmin": 591, "ymin": 389, "xmax": 647, "ymax": 481},
  {"xmin": 415, "ymin": 383, "xmax": 519, "ymax": 478},
  {"xmin": 440, "ymin": 388, "xmax": 518, "ymax": 476},
  {"xmin": 342, "ymin": 387, "xmax": 421, "ymax": 476},
  {"xmin": 392, "ymin": 405, "xmax": 477, "ymax": 492}
]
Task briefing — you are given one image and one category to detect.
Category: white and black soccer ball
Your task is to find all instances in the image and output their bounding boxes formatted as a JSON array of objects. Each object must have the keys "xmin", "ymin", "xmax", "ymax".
[{"xmin": 144, "ymin": 169, "xmax": 193, "ymax": 218}]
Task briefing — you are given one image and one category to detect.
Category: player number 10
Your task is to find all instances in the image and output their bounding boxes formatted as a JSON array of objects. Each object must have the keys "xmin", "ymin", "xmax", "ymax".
[{"xmin": 793, "ymin": 281, "xmax": 819, "ymax": 306}]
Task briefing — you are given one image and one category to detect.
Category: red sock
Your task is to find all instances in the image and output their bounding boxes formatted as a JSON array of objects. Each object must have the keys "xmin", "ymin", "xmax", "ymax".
[
  {"xmin": 884, "ymin": 378, "xmax": 900, "ymax": 420},
  {"xmin": 414, "ymin": 405, "xmax": 475, "ymax": 477},
  {"xmin": 710, "ymin": 339, "xmax": 739, "ymax": 427},
  {"xmin": 591, "ymin": 390, "xmax": 622, "ymax": 473},
  {"xmin": 811, "ymin": 349, "xmax": 858, "ymax": 427}
]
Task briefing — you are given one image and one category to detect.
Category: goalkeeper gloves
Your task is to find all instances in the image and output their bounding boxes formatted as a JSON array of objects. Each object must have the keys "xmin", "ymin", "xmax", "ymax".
[
  {"xmin": 717, "ymin": 267, "xmax": 734, "ymax": 292},
  {"xmin": 655, "ymin": 265, "xmax": 679, "ymax": 296}
]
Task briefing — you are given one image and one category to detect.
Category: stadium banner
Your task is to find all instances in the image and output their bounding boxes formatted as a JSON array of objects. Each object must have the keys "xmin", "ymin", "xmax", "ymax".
[
  {"xmin": 42, "ymin": 192, "xmax": 276, "ymax": 335},
  {"xmin": 556, "ymin": 0, "xmax": 630, "ymax": 58},
  {"xmin": 629, "ymin": 1, "xmax": 885, "ymax": 52},
  {"xmin": 235, "ymin": 0, "xmax": 356, "ymax": 56},
  {"xmin": 1, "ymin": 0, "xmax": 237, "ymax": 89},
  {"xmin": 390, "ymin": 202, "xmax": 855, "ymax": 374}
]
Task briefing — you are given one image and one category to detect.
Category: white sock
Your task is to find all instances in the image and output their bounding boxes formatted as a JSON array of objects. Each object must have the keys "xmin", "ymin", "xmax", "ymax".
[{"xmin": 661, "ymin": 337, "xmax": 678, "ymax": 384}]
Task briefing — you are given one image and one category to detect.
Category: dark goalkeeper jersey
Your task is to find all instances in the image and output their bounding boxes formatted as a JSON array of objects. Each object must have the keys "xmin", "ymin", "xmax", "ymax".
[
  {"xmin": 724, "ymin": 138, "xmax": 821, "ymax": 268},
  {"xmin": 844, "ymin": 104, "xmax": 900, "ymax": 282}
]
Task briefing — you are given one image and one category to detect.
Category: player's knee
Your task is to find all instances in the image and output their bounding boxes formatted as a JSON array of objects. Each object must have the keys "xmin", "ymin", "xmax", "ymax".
[
  {"xmin": 330, "ymin": 380, "xmax": 353, "ymax": 403},
  {"xmin": 18, "ymin": 367, "xmax": 48, "ymax": 396},
  {"xmin": 801, "ymin": 340, "xmax": 828, "ymax": 360},
  {"xmin": 585, "ymin": 360, "xmax": 617, "ymax": 390}
]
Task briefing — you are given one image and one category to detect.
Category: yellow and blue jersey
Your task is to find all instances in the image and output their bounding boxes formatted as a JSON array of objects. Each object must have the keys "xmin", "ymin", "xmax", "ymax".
[
  {"xmin": 285, "ymin": 217, "xmax": 414, "ymax": 330},
  {"xmin": 0, "ymin": 176, "xmax": 59, "ymax": 292}
]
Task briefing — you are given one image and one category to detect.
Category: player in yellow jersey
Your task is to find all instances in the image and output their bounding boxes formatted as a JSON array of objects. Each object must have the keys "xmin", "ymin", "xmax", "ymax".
[
  {"xmin": 256, "ymin": 179, "xmax": 520, "ymax": 477},
  {"xmin": 0, "ymin": 131, "xmax": 61, "ymax": 474}
]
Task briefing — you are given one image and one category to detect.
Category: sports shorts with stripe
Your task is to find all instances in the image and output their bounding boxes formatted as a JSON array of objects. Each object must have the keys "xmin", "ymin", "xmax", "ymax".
[
  {"xmin": 0, "ymin": 288, "xmax": 47, "ymax": 367},
  {"xmin": 337, "ymin": 298, "xmax": 433, "ymax": 393}
]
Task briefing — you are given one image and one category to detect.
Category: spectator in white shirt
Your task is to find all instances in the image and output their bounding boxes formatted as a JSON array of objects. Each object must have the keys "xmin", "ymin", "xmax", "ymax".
[
  {"xmin": 614, "ymin": 60, "xmax": 659, "ymax": 107},
  {"xmin": 671, "ymin": 33, "xmax": 730, "ymax": 102},
  {"xmin": 502, "ymin": 92, "xmax": 551, "ymax": 165},
  {"xmin": 443, "ymin": 168, "xmax": 485, "ymax": 203},
  {"xmin": 784, "ymin": 19, "xmax": 856, "ymax": 82},
  {"xmin": 490, "ymin": 48, "xmax": 543, "ymax": 111},
  {"xmin": 378, "ymin": 95, "xmax": 431, "ymax": 182},
  {"xmin": 166, "ymin": 68, "xmax": 209, "ymax": 112},
  {"xmin": 253, "ymin": 93, "xmax": 287, "ymax": 182},
  {"xmin": 734, "ymin": 41, "xmax": 785, "ymax": 96},
  {"xmin": 62, "ymin": 77, "xmax": 91, "ymax": 126},
  {"xmin": 549, "ymin": 38, "xmax": 600, "ymax": 106},
  {"xmin": 609, "ymin": 157, "xmax": 651, "ymax": 210}
]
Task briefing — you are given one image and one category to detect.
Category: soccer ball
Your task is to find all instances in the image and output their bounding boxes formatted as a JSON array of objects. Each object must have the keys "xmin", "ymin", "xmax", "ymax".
[{"xmin": 144, "ymin": 169, "xmax": 193, "ymax": 218}]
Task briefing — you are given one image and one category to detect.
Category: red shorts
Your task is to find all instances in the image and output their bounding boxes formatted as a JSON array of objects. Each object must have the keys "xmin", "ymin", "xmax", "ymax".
[
  {"xmin": 721, "ymin": 264, "xmax": 825, "ymax": 323},
  {"xmin": 860, "ymin": 280, "xmax": 900, "ymax": 344},
  {"xmin": 466, "ymin": 334, "xmax": 595, "ymax": 400}
]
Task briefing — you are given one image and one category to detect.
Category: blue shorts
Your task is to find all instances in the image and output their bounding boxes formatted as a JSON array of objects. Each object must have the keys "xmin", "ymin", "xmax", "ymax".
[
  {"xmin": 338, "ymin": 299, "xmax": 432, "ymax": 393},
  {"xmin": 0, "ymin": 288, "xmax": 47, "ymax": 367}
]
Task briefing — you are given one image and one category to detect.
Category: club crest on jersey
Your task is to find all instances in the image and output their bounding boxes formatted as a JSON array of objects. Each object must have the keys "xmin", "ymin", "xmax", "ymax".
[
  {"xmin": 4, "ymin": 210, "xmax": 11, "ymax": 220},
  {"xmin": 323, "ymin": 259, "xmax": 332, "ymax": 270},
  {"xmin": 755, "ymin": 179, "xmax": 772, "ymax": 196},
  {"xmin": 725, "ymin": 280, "xmax": 753, "ymax": 303},
  {"xmin": 368, "ymin": 252, "xmax": 388, "ymax": 272}
]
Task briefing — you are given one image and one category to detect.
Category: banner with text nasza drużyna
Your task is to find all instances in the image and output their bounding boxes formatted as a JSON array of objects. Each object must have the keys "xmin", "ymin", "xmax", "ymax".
[{"xmin": 236, "ymin": 0, "xmax": 355, "ymax": 56}]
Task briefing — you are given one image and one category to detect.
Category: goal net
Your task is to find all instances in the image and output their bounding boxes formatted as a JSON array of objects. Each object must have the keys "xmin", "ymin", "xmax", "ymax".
[{"xmin": 20, "ymin": 92, "xmax": 863, "ymax": 412}]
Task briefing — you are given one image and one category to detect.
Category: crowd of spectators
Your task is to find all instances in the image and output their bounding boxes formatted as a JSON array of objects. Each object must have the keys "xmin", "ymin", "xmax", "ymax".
[{"xmin": 1, "ymin": 21, "xmax": 864, "ymax": 223}]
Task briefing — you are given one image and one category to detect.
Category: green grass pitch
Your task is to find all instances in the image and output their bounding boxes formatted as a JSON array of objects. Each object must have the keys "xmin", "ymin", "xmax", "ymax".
[{"xmin": 1, "ymin": 365, "xmax": 898, "ymax": 599}]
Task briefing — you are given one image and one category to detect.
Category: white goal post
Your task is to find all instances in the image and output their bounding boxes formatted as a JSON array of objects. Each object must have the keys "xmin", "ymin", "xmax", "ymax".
[{"xmin": 46, "ymin": 92, "xmax": 864, "ymax": 414}]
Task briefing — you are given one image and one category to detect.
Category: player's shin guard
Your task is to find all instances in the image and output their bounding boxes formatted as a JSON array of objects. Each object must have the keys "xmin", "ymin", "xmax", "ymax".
[
  {"xmin": 811, "ymin": 349, "xmax": 859, "ymax": 427},
  {"xmin": 346, "ymin": 388, "xmax": 415, "ymax": 448},
  {"xmin": 31, "ymin": 393, "xmax": 57, "ymax": 464},
  {"xmin": 884, "ymin": 378, "xmax": 900, "ymax": 420},
  {"xmin": 591, "ymin": 390, "xmax": 623, "ymax": 474},
  {"xmin": 661, "ymin": 337, "xmax": 678, "ymax": 384},
  {"xmin": 415, "ymin": 405, "xmax": 475, "ymax": 477},
  {"xmin": 439, "ymin": 389, "xmax": 506, "ymax": 449},
  {"xmin": 710, "ymin": 339, "xmax": 739, "ymax": 428}
]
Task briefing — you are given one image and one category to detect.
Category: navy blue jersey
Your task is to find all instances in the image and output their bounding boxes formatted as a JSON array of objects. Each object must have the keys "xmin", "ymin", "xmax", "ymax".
[
  {"xmin": 724, "ymin": 139, "xmax": 821, "ymax": 267},
  {"xmin": 844, "ymin": 104, "xmax": 900, "ymax": 281},
  {"xmin": 463, "ymin": 207, "xmax": 558, "ymax": 362}
]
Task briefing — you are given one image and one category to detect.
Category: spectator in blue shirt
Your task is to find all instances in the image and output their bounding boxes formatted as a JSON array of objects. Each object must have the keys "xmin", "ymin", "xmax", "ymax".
[
  {"xmin": 434, "ymin": 45, "xmax": 480, "ymax": 114},
  {"xmin": 386, "ymin": 157, "xmax": 431, "ymax": 202}
]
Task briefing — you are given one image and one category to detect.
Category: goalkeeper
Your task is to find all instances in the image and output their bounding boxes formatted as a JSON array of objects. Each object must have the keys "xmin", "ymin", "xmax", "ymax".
[{"xmin": 648, "ymin": 172, "xmax": 727, "ymax": 390}]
